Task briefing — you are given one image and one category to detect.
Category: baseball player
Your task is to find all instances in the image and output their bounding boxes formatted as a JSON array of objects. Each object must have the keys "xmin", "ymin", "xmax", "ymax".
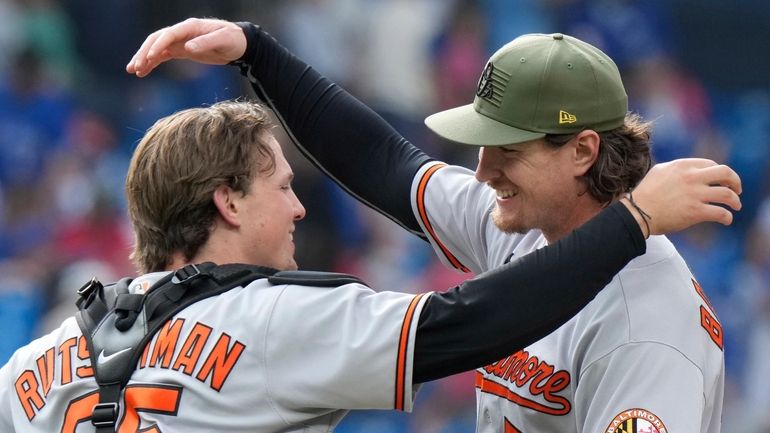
[
  {"xmin": 0, "ymin": 99, "xmax": 732, "ymax": 433},
  {"xmin": 125, "ymin": 19, "xmax": 742, "ymax": 433}
]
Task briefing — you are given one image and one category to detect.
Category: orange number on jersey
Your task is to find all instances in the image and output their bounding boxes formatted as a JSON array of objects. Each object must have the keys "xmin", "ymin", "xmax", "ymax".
[
  {"xmin": 700, "ymin": 306, "xmax": 724, "ymax": 351},
  {"xmin": 60, "ymin": 385, "xmax": 182, "ymax": 433},
  {"xmin": 61, "ymin": 391, "xmax": 99, "ymax": 433},
  {"xmin": 692, "ymin": 279, "xmax": 724, "ymax": 351}
]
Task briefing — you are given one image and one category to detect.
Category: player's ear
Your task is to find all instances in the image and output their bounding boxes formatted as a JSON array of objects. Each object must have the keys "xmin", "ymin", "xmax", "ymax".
[
  {"xmin": 213, "ymin": 185, "xmax": 242, "ymax": 227},
  {"xmin": 572, "ymin": 130, "xmax": 600, "ymax": 176}
]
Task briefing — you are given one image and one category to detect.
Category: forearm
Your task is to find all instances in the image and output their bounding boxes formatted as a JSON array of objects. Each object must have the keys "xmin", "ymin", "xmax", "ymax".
[
  {"xmin": 232, "ymin": 23, "xmax": 431, "ymax": 236},
  {"xmin": 413, "ymin": 201, "xmax": 645, "ymax": 383}
]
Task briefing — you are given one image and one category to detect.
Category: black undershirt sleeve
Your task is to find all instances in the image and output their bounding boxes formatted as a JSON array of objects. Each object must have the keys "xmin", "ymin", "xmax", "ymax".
[
  {"xmin": 413, "ymin": 201, "xmax": 645, "ymax": 383},
  {"xmin": 230, "ymin": 23, "xmax": 647, "ymax": 385},
  {"xmin": 232, "ymin": 22, "xmax": 430, "ymax": 238}
]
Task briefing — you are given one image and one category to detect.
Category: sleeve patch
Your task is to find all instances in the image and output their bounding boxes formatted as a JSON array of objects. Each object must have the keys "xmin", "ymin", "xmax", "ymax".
[{"xmin": 605, "ymin": 408, "xmax": 668, "ymax": 433}]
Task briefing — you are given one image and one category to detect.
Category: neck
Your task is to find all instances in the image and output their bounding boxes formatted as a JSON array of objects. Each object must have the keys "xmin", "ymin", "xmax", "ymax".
[
  {"xmin": 540, "ymin": 196, "xmax": 607, "ymax": 243},
  {"xmin": 165, "ymin": 226, "xmax": 242, "ymax": 272}
]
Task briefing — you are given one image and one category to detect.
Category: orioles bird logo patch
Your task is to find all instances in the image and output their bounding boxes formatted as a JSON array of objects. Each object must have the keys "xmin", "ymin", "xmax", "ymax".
[
  {"xmin": 605, "ymin": 408, "xmax": 668, "ymax": 433},
  {"xmin": 476, "ymin": 62, "xmax": 495, "ymax": 99}
]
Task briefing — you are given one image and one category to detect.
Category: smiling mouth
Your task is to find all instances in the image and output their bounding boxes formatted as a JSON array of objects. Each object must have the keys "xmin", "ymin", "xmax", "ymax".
[{"xmin": 495, "ymin": 189, "xmax": 518, "ymax": 199}]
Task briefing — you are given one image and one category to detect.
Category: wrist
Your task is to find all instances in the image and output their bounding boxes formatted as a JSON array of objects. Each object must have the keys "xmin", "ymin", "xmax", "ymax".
[{"xmin": 620, "ymin": 193, "xmax": 651, "ymax": 239}]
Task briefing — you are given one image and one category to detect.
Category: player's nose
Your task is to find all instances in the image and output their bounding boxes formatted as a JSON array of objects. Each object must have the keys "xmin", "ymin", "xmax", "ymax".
[
  {"xmin": 475, "ymin": 147, "xmax": 502, "ymax": 183},
  {"xmin": 293, "ymin": 195, "xmax": 306, "ymax": 221}
]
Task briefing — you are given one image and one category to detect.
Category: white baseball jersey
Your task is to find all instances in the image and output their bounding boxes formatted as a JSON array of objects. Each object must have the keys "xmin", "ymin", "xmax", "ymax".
[
  {"xmin": 0, "ymin": 272, "xmax": 431, "ymax": 432},
  {"xmin": 411, "ymin": 161, "xmax": 725, "ymax": 433}
]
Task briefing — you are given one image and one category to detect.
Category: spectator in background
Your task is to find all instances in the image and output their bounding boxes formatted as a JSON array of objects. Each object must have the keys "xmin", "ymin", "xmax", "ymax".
[
  {"xmin": 354, "ymin": 0, "xmax": 450, "ymax": 144},
  {"xmin": 0, "ymin": 0, "xmax": 23, "ymax": 73},
  {"xmin": 19, "ymin": 0, "xmax": 79, "ymax": 87},
  {"xmin": 275, "ymin": 0, "xmax": 358, "ymax": 87},
  {"xmin": 733, "ymin": 197, "xmax": 770, "ymax": 431}
]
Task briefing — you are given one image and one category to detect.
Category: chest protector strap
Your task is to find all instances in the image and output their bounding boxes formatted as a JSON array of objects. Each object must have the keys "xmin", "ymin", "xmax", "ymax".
[{"xmin": 74, "ymin": 262, "xmax": 278, "ymax": 433}]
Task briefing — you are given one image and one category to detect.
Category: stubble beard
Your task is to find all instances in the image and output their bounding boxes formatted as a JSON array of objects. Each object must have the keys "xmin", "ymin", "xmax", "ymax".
[{"xmin": 491, "ymin": 205, "xmax": 529, "ymax": 235}]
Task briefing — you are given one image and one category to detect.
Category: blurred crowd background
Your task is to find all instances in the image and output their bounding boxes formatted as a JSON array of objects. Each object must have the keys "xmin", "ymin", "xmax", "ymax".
[{"xmin": 0, "ymin": 0, "xmax": 768, "ymax": 431}]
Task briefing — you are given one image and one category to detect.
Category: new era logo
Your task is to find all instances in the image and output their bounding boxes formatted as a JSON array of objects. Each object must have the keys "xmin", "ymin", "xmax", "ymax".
[{"xmin": 559, "ymin": 110, "xmax": 576, "ymax": 124}]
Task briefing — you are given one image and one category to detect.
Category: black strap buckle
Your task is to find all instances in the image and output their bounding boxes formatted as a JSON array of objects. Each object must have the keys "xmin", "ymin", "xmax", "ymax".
[
  {"xmin": 77, "ymin": 278, "xmax": 103, "ymax": 297},
  {"xmin": 76, "ymin": 278, "xmax": 103, "ymax": 309},
  {"xmin": 172, "ymin": 264, "xmax": 202, "ymax": 284},
  {"xmin": 91, "ymin": 402, "xmax": 119, "ymax": 428}
]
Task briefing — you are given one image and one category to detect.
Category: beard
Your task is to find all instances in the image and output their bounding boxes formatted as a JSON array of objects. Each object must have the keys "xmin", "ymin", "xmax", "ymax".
[{"xmin": 490, "ymin": 204, "xmax": 529, "ymax": 234}]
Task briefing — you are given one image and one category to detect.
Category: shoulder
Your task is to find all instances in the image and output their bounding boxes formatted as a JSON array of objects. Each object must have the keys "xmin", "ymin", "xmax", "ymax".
[
  {"xmin": 2, "ymin": 316, "xmax": 82, "ymax": 371},
  {"xmin": 589, "ymin": 239, "xmax": 722, "ymax": 365},
  {"xmin": 413, "ymin": 162, "xmax": 493, "ymax": 203},
  {"xmin": 267, "ymin": 271, "xmax": 365, "ymax": 287},
  {"xmin": 624, "ymin": 235, "xmax": 678, "ymax": 269}
]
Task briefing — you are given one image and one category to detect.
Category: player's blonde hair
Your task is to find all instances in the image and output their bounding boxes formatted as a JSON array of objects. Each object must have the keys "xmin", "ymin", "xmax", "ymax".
[
  {"xmin": 545, "ymin": 112, "xmax": 653, "ymax": 204},
  {"xmin": 126, "ymin": 101, "xmax": 275, "ymax": 273}
]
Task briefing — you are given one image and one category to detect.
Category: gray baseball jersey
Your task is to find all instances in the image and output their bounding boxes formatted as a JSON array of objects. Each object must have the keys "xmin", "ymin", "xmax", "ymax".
[
  {"xmin": 411, "ymin": 161, "xmax": 725, "ymax": 433},
  {"xmin": 0, "ymin": 272, "xmax": 431, "ymax": 432}
]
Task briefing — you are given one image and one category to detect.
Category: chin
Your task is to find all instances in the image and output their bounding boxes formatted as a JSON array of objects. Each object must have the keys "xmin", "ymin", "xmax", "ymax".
[
  {"xmin": 491, "ymin": 207, "xmax": 529, "ymax": 234},
  {"xmin": 283, "ymin": 258, "xmax": 299, "ymax": 271}
]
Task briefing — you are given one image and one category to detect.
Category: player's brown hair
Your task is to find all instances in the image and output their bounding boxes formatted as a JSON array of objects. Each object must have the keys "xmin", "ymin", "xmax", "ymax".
[
  {"xmin": 545, "ymin": 112, "xmax": 653, "ymax": 205},
  {"xmin": 126, "ymin": 101, "xmax": 276, "ymax": 273}
]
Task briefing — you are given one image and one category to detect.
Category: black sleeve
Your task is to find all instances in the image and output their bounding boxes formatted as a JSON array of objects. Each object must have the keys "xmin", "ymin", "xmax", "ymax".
[
  {"xmin": 232, "ymin": 22, "xmax": 431, "ymax": 238},
  {"xmin": 412, "ymin": 201, "xmax": 645, "ymax": 383}
]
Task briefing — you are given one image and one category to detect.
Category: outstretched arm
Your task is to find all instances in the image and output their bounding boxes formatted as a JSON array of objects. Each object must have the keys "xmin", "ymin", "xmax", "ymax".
[{"xmin": 127, "ymin": 18, "xmax": 742, "ymax": 238}]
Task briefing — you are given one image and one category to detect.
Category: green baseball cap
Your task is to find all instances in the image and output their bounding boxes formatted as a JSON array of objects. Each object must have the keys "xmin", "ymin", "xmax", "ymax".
[{"xmin": 425, "ymin": 33, "xmax": 628, "ymax": 146}]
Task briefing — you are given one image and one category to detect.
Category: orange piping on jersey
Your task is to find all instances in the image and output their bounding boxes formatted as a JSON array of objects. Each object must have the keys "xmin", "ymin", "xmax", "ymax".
[
  {"xmin": 395, "ymin": 293, "xmax": 427, "ymax": 410},
  {"xmin": 416, "ymin": 163, "xmax": 471, "ymax": 273},
  {"xmin": 475, "ymin": 371, "xmax": 571, "ymax": 416}
]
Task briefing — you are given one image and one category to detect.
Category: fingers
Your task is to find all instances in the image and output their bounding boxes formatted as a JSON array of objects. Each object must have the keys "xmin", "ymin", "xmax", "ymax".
[
  {"xmin": 184, "ymin": 30, "xmax": 227, "ymax": 54},
  {"xmin": 127, "ymin": 18, "xmax": 207, "ymax": 77},
  {"xmin": 701, "ymin": 184, "xmax": 742, "ymax": 212},
  {"xmin": 697, "ymin": 164, "xmax": 743, "ymax": 195},
  {"xmin": 632, "ymin": 157, "xmax": 744, "ymax": 235},
  {"xmin": 127, "ymin": 28, "xmax": 164, "ymax": 74},
  {"xmin": 145, "ymin": 18, "xmax": 201, "ymax": 60},
  {"xmin": 663, "ymin": 159, "xmax": 742, "ymax": 194},
  {"xmin": 697, "ymin": 202, "xmax": 734, "ymax": 226},
  {"xmin": 127, "ymin": 18, "xmax": 245, "ymax": 78}
]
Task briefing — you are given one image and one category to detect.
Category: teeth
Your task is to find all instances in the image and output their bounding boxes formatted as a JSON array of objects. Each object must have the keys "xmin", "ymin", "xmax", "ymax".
[{"xmin": 496, "ymin": 190, "xmax": 516, "ymax": 199}]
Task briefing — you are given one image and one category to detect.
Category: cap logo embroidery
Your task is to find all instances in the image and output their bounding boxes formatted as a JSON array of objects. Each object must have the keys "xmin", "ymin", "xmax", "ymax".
[
  {"xmin": 475, "ymin": 62, "xmax": 508, "ymax": 108},
  {"xmin": 559, "ymin": 110, "xmax": 577, "ymax": 124},
  {"xmin": 476, "ymin": 62, "xmax": 495, "ymax": 99}
]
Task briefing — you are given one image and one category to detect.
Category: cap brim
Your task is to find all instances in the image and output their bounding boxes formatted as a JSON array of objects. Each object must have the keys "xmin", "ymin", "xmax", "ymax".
[{"xmin": 425, "ymin": 104, "xmax": 545, "ymax": 146}]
